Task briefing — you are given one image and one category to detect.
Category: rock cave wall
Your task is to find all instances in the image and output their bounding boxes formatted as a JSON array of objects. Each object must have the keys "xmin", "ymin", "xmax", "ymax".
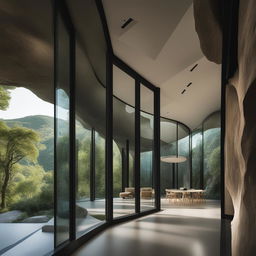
[{"xmin": 194, "ymin": 0, "xmax": 256, "ymax": 255}]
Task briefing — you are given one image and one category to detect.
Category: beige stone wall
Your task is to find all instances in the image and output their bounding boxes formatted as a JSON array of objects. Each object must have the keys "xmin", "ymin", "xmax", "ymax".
[
  {"xmin": 224, "ymin": 187, "xmax": 234, "ymax": 216},
  {"xmin": 194, "ymin": 0, "xmax": 256, "ymax": 255}
]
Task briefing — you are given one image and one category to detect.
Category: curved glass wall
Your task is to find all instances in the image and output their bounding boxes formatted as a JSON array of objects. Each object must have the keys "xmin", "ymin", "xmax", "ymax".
[
  {"xmin": 191, "ymin": 111, "xmax": 221, "ymax": 199},
  {"xmin": 75, "ymin": 31, "xmax": 106, "ymax": 237},
  {"xmin": 55, "ymin": 13, "xmax": 71, "ymax": 245},
  {"xmin": 160, "ymin": 118, "xmax": 177, "ymax": 194},
  {"xmin": 160, "ymin": 120, "xmax": 191, "ymax": 194},
  {"xmin": 0, "ymin": 0, "xmax": 162, "ymax": 254},
  {"xmin": 113, "ymin": 65, "xmax": 135, "ymax": 218},
  {"xmin": 160, "ymin": 112, "xmax": 220, "ymax": 200}
]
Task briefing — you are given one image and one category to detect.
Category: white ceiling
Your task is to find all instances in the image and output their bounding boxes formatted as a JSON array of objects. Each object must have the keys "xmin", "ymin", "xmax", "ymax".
[{"xmin": 103, "ymin": 0, "xmax": 221, "ymax": 130}]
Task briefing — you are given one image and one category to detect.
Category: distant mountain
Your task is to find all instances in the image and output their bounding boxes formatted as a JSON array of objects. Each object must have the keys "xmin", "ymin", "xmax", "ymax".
[{"xmin": 1, "ymin": 115, "xmax": 88, "ymax": 171}]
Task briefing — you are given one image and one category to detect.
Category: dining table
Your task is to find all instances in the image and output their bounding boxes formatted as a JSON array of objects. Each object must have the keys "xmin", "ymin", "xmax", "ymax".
[{"xmin": 165, "ymin": 189, "xmax": 206, "ymax": 204}]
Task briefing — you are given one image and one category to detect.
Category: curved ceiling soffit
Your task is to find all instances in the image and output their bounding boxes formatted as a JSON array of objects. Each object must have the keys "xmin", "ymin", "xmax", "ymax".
[
  {"xmin": 67, "ymin": 0, "xmax": 107, "ymax": 87},
  {"xmin": 0, "ymin": 0, "xmax": 193, "ymax": 152},
  {"xmin": 0, "ymin": 0, "xmax": 190, "ymax": 153}
]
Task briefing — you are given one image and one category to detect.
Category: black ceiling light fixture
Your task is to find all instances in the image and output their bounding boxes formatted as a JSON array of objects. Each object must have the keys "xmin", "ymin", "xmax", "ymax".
[
  {"xmin": 190, "ymin": 63, "xmax": 198, "ymax": 72},
  {"xmin": 121, "ymin": 18, "xmax": 134, "ymax": 29},
  {"xmin": 186, "ymin": 82, "xmax": 192, "ymax": 87},
  {"xmin": 181, "ymin": 89, "xmax": 186, "ymax": 94}
]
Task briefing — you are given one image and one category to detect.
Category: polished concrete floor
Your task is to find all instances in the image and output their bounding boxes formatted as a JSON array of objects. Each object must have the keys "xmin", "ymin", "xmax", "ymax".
[
  {"xmin": 0, "ymin": 198, "xmax": 155, "ymax": 255},
  {"xmin": 73, "ymin": 200, "xmax": 230, "ymax": 256},
  {"xmin": 0, "ymin": 200, "xmax": 231, "ymax": 256},
  {"xmin": 77, "ymin": 197, "xmax": 155, "ymax": 218}
]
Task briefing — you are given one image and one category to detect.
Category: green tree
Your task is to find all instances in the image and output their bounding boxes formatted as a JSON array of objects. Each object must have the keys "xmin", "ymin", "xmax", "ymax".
[
  {"xmin": 113, "ymin": 142, "xmax": 122, "ymax": 197},
  {"xmin": 0, "ymin": 122, "xmax": 40, "ymax": 209},
  {"xmin": 0, "ymin": 86, "xmax": 11, "ymax": 110},
  {"xmin": 77, "ymin": 137, "xmax": 90, "ymax": 199},
  {"xmin": 205, "ymin": 146, "xmax": 221, "ymax": 199},
  {"xmin": 95, "ymin": 134, "xmax": 105, "ymax": 198},
  {"xmin": 14, "ymin": 165, "xmax": 44, "ymax": 199}
]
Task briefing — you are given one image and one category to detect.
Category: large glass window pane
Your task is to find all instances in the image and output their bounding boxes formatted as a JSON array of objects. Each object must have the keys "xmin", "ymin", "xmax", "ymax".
[
  {"xmin": 160, "ymin": 119, "xmax": 177, "ymax": 195},
  {"xmin": 203, "ymin": 112, "xmax": 221, "ymax": 199},
  {"xmin": 113, "ymin": 66, "xmax": 135, "ymax": 218},
  {"xmin": 75, "ymin": 122, "xmax": 92, "ymax": 237},
  {"xmin": 140, "ymin": 85, "xmax": 155, "ymax": 211},
  {"xmin": 192, "ymin": 129, "xmax": 202, "ymax": 189},
  {"xmin": 66, "ymin": 0, "xmax": 108, "ymax": 237},
  {"xmin": 74, "ymin": 42, "xmax": 107, "ymax": 236},
  {"xmin": 177, "ymin": 124, "xmax": 190, "ymax": 189},
  {"xmin": 55, "ymin": 13, "xmax": 70, "ymax": 246},
  {"xmin": 95, "ymin": 132, "xmax": 106, "ymax": 219}
]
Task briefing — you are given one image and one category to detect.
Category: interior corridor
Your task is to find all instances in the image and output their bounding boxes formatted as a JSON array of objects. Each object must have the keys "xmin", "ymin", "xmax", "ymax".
[{"xmin": 73, "ymin": 201, "xmax": 231, "ymax": 256}]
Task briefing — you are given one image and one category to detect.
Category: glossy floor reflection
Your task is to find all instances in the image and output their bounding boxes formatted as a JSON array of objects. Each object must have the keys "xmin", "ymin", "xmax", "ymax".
[
  {"xmin": 77, "ymin": 197, "xmax": 154, "ymax": 218},
  {"xmin": 73, "ymin": 200, "xmax": 231, "ymax": 256}
]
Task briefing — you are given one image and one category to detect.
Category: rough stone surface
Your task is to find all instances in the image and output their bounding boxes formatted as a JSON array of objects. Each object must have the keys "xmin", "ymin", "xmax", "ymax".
[
  {"xmin": 194, "ymin": 0, "xmax": 256, "ymax": 255},
  {"xmin": 226, "ymin": 0, "xmax": 256, "ymax": 256},
  {"xmin": 193, "ymin": 0, "xmax": 222, "ymax": 64},
  {"xmin": 225, "ymin": 1, "xmax": 256, "ymax": 254}
]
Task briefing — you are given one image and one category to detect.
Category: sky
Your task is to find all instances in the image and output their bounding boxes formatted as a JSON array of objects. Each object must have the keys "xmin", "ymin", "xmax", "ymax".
[{"xmin": 0, "ymin": 87, "xmax": 68, "ymax": 120}]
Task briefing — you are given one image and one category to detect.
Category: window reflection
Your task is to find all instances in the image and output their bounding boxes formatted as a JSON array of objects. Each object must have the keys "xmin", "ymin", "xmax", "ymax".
[{"xmin": 113, "ymin": 65, "xmax": 135, "ymax": 218}]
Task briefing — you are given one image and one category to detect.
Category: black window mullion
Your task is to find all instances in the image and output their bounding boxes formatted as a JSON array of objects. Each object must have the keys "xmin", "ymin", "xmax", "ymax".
[
  {"xmin": 121, "ymin": 148, "xmax": 126, "ymax": 192},
  {"xmin": 201, "ymin": 125, "xmax": 204, "ymax": 189},
  {"xmin": 135, "ymin": 80, "xmax": 141, "ymax": 214},
  {"xmin": 106, "ymin": 54, "xmax": 113, "ymax": 222},
  {"xmin": 189, "ymin": 131, "xmax": 192, "ymax": 189},
  {"xmin": 69, "ymin": 26, "xmax": 76, "ymax": 242},
  {"xmin": 176, "ymin": 123, "xmax": 178, "ymax": 189},
  {"xmin": 154, "ymin": 87, "xmax": 161, "ymax": 211},
  {"xmin": 90, "ymin": 128, "xmax": 96, "ymax": 201},
  {"xmin": 172, "ymin": 163, "xmax": 175, "ymax": 188},
  {"xmin": 126, "ymin": 140, "xmax": 130, "ymax": 187}
]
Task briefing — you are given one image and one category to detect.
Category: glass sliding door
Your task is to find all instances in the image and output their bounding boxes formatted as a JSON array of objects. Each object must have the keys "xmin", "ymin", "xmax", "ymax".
[
  {"xmin": 140, "ymin": 84, "xmax": 155, "ymax": 211},
  {"xmin": 113, "ymin": 65, "xmax": 135, "ymax": 218},
  {"xmin": 55, "ymin": 11, "xmax": 72, "ymax": 246}
]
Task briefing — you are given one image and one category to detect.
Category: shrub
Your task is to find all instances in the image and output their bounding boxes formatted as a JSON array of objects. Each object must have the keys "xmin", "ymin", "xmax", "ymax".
[
  {"xmin": 10, "ymin": 182, "xmax": 53, "ymax": 216},
  {"xmin": 10, "ymin": 196, "xmax": 52, "ymax": 216}
]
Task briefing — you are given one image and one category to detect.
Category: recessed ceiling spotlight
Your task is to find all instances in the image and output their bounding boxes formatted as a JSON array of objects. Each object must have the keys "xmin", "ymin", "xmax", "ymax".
[
  {"xmin": 190, "ymin": 64, "xmax": 198, "ymax": 72},
  {"xmin": 121, "ymin": 18, "xmax": 134, "ymax": 29}
]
